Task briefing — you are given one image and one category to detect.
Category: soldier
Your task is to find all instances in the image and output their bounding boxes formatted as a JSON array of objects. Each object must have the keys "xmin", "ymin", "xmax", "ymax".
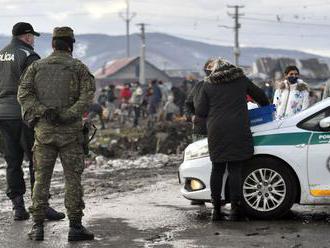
[
  {"xmin": 0, "ymin": 22, "xmax": 64, "ymax": 221},
  {"xmin": 18, "ymin": 27, "xmax": 95, "ymax": 241}
]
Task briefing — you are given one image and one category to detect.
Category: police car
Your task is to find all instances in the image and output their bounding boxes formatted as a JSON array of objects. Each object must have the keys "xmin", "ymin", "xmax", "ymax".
[{"xmin": 179, "ymin": 98, "xmax": 330, "ymax": 219}]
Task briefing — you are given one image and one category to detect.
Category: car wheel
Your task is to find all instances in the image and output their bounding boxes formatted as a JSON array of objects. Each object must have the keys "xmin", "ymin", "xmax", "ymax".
[{"xmin": 241, "ymin": 157, "xmax": 297, "ymax": 219}]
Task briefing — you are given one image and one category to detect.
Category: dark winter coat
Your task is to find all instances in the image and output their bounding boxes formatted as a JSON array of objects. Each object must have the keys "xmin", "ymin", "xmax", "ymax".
[
  {"xmin": 150, "ymin": 84, "xmax": 162, "ymax": 104},
  {"xmin": 195, "ymin": 63, "xmax": 269, "ymax": 163},
  {"xmin": 0, "ymin": 38, "xmax": 40, "ymax": 119},
  {"xmin": 97, "ymin": 92, "xmax": 108, "ymax": 107},
  {"xmin": 184, "ymin": 80, "xmax": 207, "ymax": 135}
]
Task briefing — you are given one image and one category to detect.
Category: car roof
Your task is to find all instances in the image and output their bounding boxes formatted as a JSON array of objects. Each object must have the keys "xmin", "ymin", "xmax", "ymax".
[{"xmin": 280, "ymin": 98, "xmax": 330, "ymax": 128}]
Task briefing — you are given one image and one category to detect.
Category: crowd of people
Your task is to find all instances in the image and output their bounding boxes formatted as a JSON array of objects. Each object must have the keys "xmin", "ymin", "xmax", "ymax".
[
  {"xmin": 88, "ymin": 63, "xmax": 329, "ymax": 133},
  {"xmin": 89, "ymin": 79, "xmax": 193, "ymax": 129}
]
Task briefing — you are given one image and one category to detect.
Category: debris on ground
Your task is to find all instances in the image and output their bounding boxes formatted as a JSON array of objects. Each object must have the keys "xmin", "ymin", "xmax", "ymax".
[{"xmin": 89, "ymin": 121, "xmax": 192, "ymax": 158}]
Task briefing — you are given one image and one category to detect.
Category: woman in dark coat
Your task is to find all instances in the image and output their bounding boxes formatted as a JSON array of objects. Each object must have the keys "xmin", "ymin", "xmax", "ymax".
[{"xmin": 195, "ymin": 58, "xmax": 269, "ymax": 221}]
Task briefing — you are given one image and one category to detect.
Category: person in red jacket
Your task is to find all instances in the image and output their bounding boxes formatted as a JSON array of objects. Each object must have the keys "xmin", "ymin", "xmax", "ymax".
[{"xmin": 120, "ymin": 83, "xmax": 132, "ymax": 103}]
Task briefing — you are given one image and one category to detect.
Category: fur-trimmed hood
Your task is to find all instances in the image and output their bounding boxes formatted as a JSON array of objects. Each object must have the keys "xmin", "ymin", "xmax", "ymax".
[
  {"xmin": 278, "ymin": 79, "xmax": 309, "ymax": 92},
  {"xmin": 204, "ymin": 58, "xmax": 245, "ymax": 84}
]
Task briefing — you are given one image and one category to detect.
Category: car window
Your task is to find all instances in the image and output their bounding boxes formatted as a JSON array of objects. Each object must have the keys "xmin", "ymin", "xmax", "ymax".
[{"xmin": 298, "ymin": 107, "xmax": 330, "ymax": 131}]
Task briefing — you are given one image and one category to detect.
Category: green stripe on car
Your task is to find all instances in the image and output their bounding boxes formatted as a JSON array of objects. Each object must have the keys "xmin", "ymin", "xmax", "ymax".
[
  {"xmin": 254, "ymin": 132, "xmax": 330, "ymax": 146},
  {"xmin": 253, "ymin": 132, "xmax": 311, "ymax": 146}
]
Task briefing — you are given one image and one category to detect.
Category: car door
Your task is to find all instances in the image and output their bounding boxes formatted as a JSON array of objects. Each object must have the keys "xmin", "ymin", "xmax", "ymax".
[{"xmin": 299, "ymin": 107, "xmax": 330, "ymax": 196}]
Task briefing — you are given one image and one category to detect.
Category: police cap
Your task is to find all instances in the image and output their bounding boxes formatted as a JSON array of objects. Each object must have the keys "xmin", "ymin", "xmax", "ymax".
[{"xmin": 12, "ymin": 22, "xmax": 40, "ymax": 37}]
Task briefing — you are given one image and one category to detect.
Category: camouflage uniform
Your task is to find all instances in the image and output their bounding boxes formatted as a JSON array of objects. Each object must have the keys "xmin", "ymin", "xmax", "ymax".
[{"xmin": 17, "ymin": 27, "xmax": 95, "ymax": 223}]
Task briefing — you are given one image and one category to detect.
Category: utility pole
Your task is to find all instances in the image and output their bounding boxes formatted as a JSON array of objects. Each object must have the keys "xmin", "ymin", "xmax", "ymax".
[
  {"xmin": 227, "ymin": 5, "xmax": 244, "ymax": 66},
  {"xmin": 119, "ymin": 0, "xmax": 136, "ymax": 58},
  {"xmin": 137, "ymin": 23, "xmax": 147, "ymax": 85}
]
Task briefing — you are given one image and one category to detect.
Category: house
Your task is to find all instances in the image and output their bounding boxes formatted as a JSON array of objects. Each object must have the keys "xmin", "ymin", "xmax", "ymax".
[
  {"xmin": 164, "ymin": 69, "xmax": 202, "ymax": 86},
  {"xmin": 252, "ymin": 57, "xmax": 330, "ymax": 86},
  {"xmin": 94, "ymin": 57, "xmax": 172, "ymax": 89}
]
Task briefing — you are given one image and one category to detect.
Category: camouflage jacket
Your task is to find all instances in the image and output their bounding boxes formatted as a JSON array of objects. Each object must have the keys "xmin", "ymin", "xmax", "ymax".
[{"xmin": 17, "ymin": 50, "xmax": 95, "ymax": 133}]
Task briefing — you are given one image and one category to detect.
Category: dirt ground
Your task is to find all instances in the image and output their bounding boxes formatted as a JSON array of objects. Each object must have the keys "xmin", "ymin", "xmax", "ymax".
[{"xmin": 0, "ymin": 155, "xmax": 330, "ymax": 248}]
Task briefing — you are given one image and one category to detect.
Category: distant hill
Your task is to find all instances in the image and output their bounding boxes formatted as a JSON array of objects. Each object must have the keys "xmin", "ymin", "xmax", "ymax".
[{"xmin": 0, "ymin": 32, "xmax": 328, "ymax": 72}]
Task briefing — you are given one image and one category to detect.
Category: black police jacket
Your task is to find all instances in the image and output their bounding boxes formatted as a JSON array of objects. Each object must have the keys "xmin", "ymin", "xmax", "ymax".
[{"xmin": 0, "ymin": 38, "xmax": 40, "ymax": 119}]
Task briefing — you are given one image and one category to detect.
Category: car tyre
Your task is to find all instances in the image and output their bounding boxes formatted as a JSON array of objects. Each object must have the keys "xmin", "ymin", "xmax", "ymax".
[{"xmin": 240, "ymin": 157, "xmax": 298, "ymax": 220}]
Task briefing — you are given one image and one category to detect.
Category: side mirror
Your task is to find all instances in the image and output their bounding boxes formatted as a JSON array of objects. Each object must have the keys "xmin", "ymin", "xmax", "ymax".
[{"xmin": 319, "ymin": 116, "xmax": 330, "ymax": 129}]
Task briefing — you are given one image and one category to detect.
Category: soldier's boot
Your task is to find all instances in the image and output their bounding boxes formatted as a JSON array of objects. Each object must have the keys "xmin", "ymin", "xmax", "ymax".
[
  {"xmin": 28, "ymin": 222, "xmax": 44, "ymax": 241},
  {"xmin": 68, "ymin": 220, "xmax": 94, "ymax": 242},
  {"xmin": 227, "ymin": 201, "xmax": 242, "ymax": 221},
  {"xmin": 11, "ymin": 195, "xmax": 30, "ymax": 221},
  {"xmin": 212, "ymin": 200, "xmax": 224, "ymax": 222},
  {"xmin": 45, "ymin": 206, "xmax": 65, "ymax": 221}
]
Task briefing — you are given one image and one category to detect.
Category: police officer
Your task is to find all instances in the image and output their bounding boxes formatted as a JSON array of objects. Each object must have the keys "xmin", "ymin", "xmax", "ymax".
[
  {"xmin": 18, "ymin": 26, "xmax": 95, "ymax": 241},
  {"xmin": 0, "ymin": 22, "xmax": 64, "ymax": 221}
]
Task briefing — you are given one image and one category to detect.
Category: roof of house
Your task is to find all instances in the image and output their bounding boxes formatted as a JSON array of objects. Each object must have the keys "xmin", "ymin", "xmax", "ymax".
[
  {"xmin": 94, "ymin": 57, "xmax": 173, "ymax": 83},
  {"xmin": 94, "ymin": 57, "xmax": 138, "ymax": 78}
]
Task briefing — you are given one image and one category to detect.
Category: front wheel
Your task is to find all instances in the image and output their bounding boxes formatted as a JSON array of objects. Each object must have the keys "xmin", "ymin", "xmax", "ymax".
[{"xmin": 241, "ymin": 157, "xmax": 298, "ymax": 219}]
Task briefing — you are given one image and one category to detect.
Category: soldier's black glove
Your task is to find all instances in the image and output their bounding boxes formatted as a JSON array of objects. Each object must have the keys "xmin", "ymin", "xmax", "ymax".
[{"xmin": 44, "ymin": 109, "xmax": 61, "ymax": 124}]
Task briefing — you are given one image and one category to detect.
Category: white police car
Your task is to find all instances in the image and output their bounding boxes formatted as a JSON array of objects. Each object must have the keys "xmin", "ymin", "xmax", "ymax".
[{"xmin": 179, "ymin": 98, "xmax": 330, "ymax": 219}]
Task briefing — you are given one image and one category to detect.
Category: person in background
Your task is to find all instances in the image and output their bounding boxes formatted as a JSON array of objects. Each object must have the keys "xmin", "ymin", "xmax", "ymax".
[
  {"xmin": 97, "ymin": 88, "xmax": 108, "ymax": 108},
  {"xmin": 273, "ymin": 65, "xmax": 310, "ymax": 119},
  {"xmin": 163, "ymin": 95, "xmax": 179, "ymax": 121},
  {"xmin": 182, "ymin": 75, "xmax": 197, "ymax": 95},
  {"xmin": 185, "ymin": 59, "xmax": 213, "ymax": 142},
  {"xmin": 120, "ymin": 83, "xmax": 132, "ymax": 104},
  {"xmin": 130, "ymin": 81, "xmax": 144, "ymax": 127},
  {"xmin": 106, "ymin": 84, "xmax": 116, "ymax": 121},
  {"xmin": 323, "ymin": 79, "xmax": 330, "ymax": 99},
  {"xmin": 172, "ymin": 86, "xmax": 186, "ymax": 116},
  {"xmin": 88, "ymin": 103, "xmax": 105, "ymax": 129},
  {"xmin": 184, "ymin": 59, "xmax": 213, "ymax": 206},
  {"xmin": 309, "ymin": 90, "xmax": 319, "ymax": 106},
  {"xmin": 195, "ymin": 58, "xmax": 269, "ymax": 222},
  {"xmin": 141, "ymin": 85, "xmax": 152, "ymax": 119},
  {"xmin": 158, "ymin": 80, "xmax": 169, "ymax": 108},
  {"xmin": 119, "ymin": 83, "xmax": 132, "ymax": 125},
  {"xmin": 148, "ymin": 80, "xmax": 162, "ymax": 126}
]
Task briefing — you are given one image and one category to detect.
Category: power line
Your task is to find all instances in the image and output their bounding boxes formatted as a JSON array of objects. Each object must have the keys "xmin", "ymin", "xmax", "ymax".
[{"xmin": 242, "ymin": 16, "xmax": 330, "ymax": 27}]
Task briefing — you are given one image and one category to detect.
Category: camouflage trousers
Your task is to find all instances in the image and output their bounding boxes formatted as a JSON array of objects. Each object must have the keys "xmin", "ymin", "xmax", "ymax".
[{"xmin": 31, "ymin": 131, "xmax": 85, "ymax": 223}]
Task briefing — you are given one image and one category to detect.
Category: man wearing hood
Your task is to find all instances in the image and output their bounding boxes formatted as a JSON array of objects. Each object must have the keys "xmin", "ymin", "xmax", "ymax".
[
  {"xmin": 195, "ymin": 58, "xmax": 269, "ymax": 221},
  {"xmin": 273, "ymin": 65, "xmax": 310, "ymax": 119}
]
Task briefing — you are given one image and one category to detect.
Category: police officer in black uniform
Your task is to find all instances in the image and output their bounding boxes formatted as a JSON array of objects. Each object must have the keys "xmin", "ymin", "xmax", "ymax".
[{"xmin": 0, "ymin": 22, "xmax": 64, "ymax": 221}]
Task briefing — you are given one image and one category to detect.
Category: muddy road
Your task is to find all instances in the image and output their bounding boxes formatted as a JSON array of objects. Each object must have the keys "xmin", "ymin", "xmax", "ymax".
[{"xmin": 0, "ymin": 155, "xmax": 330, "ymax": 248}]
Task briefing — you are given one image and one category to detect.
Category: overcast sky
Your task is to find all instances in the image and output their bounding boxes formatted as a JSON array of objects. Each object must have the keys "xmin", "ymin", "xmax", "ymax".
[{"xmin": 1, "ymin": 0, "xmax": 330, "ymax": 56}]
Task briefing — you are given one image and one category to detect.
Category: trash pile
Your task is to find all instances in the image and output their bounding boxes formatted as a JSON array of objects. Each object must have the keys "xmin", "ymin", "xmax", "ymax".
[
  {"xmin": 93, "ymin": 153, "xmax": 182, "ymax": 170},
  {"xmin": 89, "ymin": 121, "xmax": 192, "ymax": 158}
]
